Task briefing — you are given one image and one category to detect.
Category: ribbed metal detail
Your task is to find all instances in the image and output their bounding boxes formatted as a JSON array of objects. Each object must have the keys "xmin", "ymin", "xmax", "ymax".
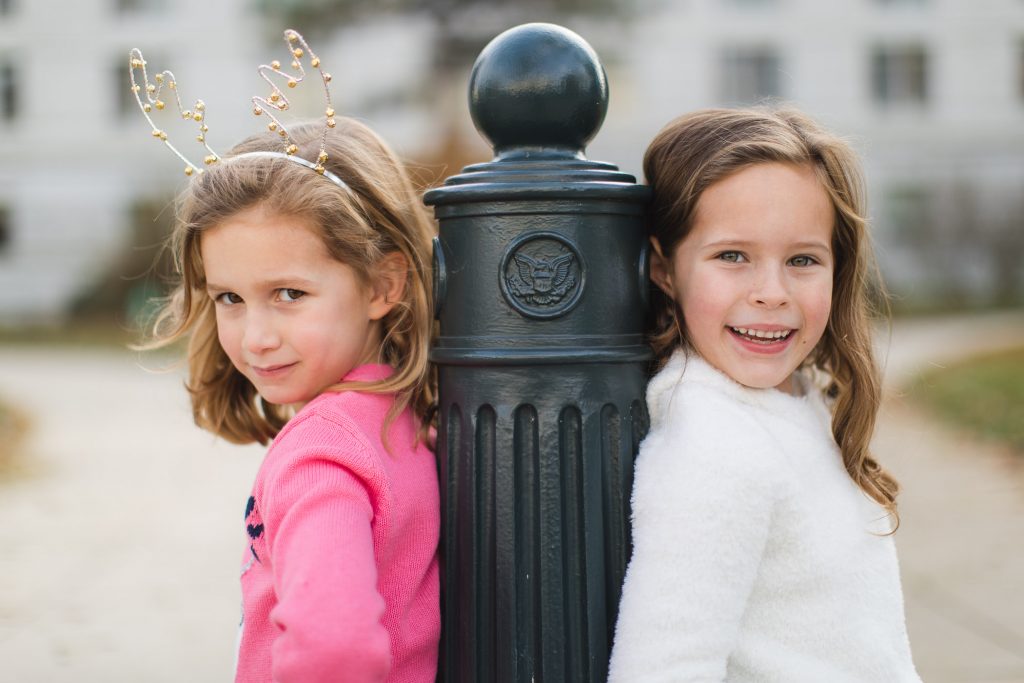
[
  {"xmin": 439, "ymin": 397, "xmax": 645, "ymax": 682},
  {"xmin": 474, "ymin": 405, "xmax": 497, "ymax": 681}
]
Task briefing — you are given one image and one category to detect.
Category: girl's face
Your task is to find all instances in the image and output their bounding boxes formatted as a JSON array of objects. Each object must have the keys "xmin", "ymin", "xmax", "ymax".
[
  {"xmin": 200, "ymin": 206, "xmax": 394, "ymax": 407},
  {"xmin": 652, "ymin": 162, "xmax": 835, "ymax": 394}
]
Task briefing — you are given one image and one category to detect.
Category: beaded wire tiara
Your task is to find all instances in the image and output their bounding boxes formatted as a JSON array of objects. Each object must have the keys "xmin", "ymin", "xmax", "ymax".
[{"xmin": 129, "ymin": 29, "xmax": 347, "ymax": 188}]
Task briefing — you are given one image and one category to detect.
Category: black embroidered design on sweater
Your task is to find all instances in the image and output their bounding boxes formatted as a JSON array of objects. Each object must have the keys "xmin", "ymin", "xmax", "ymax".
[{"xmin": 244, "ymin": 495, "xmax": 264, "ymax": 563}]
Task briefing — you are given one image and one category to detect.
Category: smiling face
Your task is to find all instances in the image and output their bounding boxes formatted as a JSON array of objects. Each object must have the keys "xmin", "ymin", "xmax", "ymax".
[
  {"xmin": 200, "ymin": 206, "xmax": 394, "ymax": 407},
  {"xmin": 652, "ymin": 162, "xmax": 835, "ymax": 394}
]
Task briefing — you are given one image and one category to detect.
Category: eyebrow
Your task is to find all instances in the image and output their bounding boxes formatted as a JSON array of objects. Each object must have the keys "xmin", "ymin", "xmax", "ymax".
[
  {"xmin": 703, "ymin": 239, "xmax": 831, "ymax": 251},
  {"xmin": 205, "ymin": 277, "xmax": 318, "ymax": 292}
]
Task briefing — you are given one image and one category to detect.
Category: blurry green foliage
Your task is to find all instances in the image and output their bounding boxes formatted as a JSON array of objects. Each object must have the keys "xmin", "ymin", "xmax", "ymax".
[{"xmin": 912, "ymin": 347, "xmax": 1024, "ymax": 453}]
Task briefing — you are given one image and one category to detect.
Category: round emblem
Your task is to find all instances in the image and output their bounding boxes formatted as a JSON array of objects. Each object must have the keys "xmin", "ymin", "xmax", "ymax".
[{"xmin": 500, "ymin": 232, "xmax": 585, "ymax": 319}]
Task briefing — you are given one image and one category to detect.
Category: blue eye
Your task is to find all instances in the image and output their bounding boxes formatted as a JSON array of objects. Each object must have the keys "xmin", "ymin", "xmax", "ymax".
[
  {"xmin": 279, "ymin": 288, "xmax": 306, "ymax": 302},
  {"xmin": 215, "ymin": 292, "xmax": 243, "ymax": 305},
  {"xmin": 789, "ymin": 255, "xmax": 818, "ymax": 267},
  {"xmin": 717, "ymin": 251, "xmax": 746, "ymax": 263}
]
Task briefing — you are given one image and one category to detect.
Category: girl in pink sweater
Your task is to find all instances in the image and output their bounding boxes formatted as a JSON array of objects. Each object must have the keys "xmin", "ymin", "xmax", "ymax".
[{"xmin": 138, "ymin": 37, "xmax": 439, "ymax": 681}]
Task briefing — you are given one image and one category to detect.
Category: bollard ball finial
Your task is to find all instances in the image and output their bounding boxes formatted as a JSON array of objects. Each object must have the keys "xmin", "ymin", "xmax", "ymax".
[{"xmin": 469, "ymin": 23, "xmax": 609, "ymax": 159}]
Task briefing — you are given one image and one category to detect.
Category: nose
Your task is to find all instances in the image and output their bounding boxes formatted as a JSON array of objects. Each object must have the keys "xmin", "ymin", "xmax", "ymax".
[
  {"xmin": 243, "ymin": 308, "xmax": 281, "ymax": 355},
  {"xmin": 749, "ymin": 264, "xmax": 789, "ymax": 309}
]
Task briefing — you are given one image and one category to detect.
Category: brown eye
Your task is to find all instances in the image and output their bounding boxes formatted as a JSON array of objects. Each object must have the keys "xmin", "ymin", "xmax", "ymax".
[
  {"xmin": 215, "ymin": 292, "xmax": 243, "ymax": 305},
  {"xmin": 279, "ymin": 288, "xmax": 306, "ymax": 302}
]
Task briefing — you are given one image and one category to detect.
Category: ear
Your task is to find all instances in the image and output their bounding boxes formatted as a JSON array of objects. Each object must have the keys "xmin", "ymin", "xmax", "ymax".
[
  {"xmin": 367, "ymin": 251, "xmax": 408, "ymax": 321},
  {"xmin": 648, "ymin": 236, "xmax": 676, "ymax": 299}
]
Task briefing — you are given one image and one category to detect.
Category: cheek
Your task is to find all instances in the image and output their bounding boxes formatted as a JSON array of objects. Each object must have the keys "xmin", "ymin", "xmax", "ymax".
[
  {"xmin": 676, "ymin": 265, "xmax": 731, "ymax": 326},
  {"xmin": 214, "ymin": 312, "xmax": 242, "ymax": 358}
]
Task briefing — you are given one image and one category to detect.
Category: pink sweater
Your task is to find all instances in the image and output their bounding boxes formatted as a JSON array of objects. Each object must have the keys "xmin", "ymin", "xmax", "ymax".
[{"xmin": 235, "ymin": 364, "xmax": 440, "ymax": 683}]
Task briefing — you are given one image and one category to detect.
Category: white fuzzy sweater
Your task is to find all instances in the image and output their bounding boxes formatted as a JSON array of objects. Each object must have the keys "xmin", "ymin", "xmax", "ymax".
[{"xmin": 608, "ymin": 351, "xmax": 921, "ymax": 683}]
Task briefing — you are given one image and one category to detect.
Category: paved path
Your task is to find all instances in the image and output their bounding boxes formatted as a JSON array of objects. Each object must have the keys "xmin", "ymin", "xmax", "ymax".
[
  {"xmin": 0, "ymin": 350, "xmax": 262, "ymax": 682},
  {"xmin": 877, "ymin": 310, "xmax": 1024, "ymax": 683},
  {"xmin": 0, "ymin": 310, "xmax": 1021, "ymax": 681}
]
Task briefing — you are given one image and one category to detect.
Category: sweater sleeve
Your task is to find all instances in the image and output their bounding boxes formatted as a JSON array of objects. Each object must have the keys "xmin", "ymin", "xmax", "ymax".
[
  {"xmin": 608, "ymin": 402, "xmax": 781, "ymax": 683},
  {"xmin": 263, "ymin": 448, "xmax": 391, "ymax": 683}
]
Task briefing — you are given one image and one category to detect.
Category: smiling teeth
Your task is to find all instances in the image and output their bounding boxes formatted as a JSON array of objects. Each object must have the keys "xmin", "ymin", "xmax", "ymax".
[{"xmin": 731, "ymin": 327, "xmax": 792, "ymax": 340}]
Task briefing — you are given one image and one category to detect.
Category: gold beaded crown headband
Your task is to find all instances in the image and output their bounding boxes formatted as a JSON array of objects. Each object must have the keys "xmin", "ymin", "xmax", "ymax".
[{"xmin": 129, "ymin": 29, "xmax": 347, "ymax": 188}]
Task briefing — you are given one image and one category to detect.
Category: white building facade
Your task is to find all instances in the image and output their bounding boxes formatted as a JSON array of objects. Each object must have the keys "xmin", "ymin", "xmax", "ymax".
[{"xmin": 1, "ymin": 0, "xmax": 1022, "ymax": 321}]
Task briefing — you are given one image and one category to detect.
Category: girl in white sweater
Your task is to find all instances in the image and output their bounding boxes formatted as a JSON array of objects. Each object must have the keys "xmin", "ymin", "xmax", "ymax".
[{"xmin": 608, "ymin": 108, "xmax": 921, "ymax": 682}]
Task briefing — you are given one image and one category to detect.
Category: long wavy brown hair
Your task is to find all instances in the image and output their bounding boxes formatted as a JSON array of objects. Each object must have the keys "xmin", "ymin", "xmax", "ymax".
[
  {"xmin": 644, "ymin": 107, "xmax": 899, "ymax": 526},
  {"xmin": 142, "ymin": 118, "xmax": 436, "ymax": 447}
]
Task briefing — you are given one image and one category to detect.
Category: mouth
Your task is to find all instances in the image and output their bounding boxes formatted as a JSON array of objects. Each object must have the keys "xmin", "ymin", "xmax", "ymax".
[
  {"xmin": 728, "ymin": 326, "xmax": 794, "ymax": 345},
  {"xmin": 251, "ymin": 362, "xmax": 297, "ymax": 378}
]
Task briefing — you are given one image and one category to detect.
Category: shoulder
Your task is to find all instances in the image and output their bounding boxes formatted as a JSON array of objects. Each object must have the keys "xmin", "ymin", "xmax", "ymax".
[
  {"xmin": 635, "ymin": 354, "xmax": 800, "ymax": 505},
  {"xmin": 265, "ymin": 390, "xmax": 395, "ymax": 477}
]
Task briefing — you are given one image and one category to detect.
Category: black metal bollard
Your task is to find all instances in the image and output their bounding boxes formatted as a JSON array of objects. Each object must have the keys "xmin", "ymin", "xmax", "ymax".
[{"xmin": 425, "ymin": 23, "xmax": 651, "ymax": 683}]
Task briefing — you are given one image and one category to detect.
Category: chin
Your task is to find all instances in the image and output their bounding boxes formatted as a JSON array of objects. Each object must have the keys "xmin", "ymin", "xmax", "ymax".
[{"xmin": 255, "ymin": 387, "xmax": 306, "ymax": 407}]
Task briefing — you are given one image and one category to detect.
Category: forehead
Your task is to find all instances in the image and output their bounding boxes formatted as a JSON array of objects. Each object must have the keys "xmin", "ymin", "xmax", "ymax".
[
  {"xmin": 690, "ymin": 162, "xmax": 833, "ymax": 246},
  {"xmin": 199, "ymin": 207, "xmax": 332, "ymax": 279}
]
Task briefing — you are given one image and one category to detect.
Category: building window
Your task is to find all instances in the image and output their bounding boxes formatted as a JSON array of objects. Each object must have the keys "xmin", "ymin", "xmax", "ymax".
[
  {"xmin": 1019, "ymin": 39, "xmax": 1024, "ymax": 101},
  {"xmin": 0, "ymin": 61, "xmax": 16, "ymax": 121},
  {"xmin": 871, "ymin": 44, "xmax": 928, "ymax": 105},
  {"xmin": 116, "ymin": 58, "xmax": 136, "ymax": 117},
  {"xmin": 719, "ymin": 46, "xmax": 783, "ymax": 105},
  {"xmin": 115, "ymin": 0, "xmax": 165, "ymax": 14},
  {"xmin": 0, "ymin": 206, "xmax": 10, "ymax": 257}
]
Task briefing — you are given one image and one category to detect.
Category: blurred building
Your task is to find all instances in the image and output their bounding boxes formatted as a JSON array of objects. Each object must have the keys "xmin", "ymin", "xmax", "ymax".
[
  {"xmin": 592, "ymin": 0, "xmax": 1024, "ymax": 307},
  {"xmin": 1, "ymin": 0, "xmax": 1022, "ymax": 322},
  {"xmin": 0, "ymin": 0, "xmax": 437, "ymax": 323}
]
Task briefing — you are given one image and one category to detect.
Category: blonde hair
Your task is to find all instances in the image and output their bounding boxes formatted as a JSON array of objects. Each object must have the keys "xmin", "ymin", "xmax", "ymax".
[
  {"xmin": 144, "ymin": 118, "xmax": 435, "ymax": 447},
  {"xmin": 644, "ymin": 107, "xmax": 898, "ymax": 524}
]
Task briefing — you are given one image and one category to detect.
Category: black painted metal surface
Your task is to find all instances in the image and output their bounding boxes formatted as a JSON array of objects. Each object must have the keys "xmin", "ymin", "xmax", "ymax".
[{"xmin": 425, "ymin": 23, "xmax": 651, "ymax": 682}]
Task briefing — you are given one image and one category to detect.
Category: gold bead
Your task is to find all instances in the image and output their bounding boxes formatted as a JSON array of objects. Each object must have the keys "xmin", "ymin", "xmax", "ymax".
[
  {"xmin": 131, "ymin": 85, "xmax": 140, "ymax": 93},
  {"xmin": 287, "ymin": 32, "xmax": 298, "ymax": 42},
  {"xmin": 314, "ymin": 164, "xmax": 325, "ymax": 174},
  {"xmin": 271, "ymin": 60, "xmax": 281, "ymax": 70},
  {"xmin": 310, "ymin": 57, "xmax": 320, "ymax": 68},
  {"xmin": 291, "ymin": 60, "xmax": 300, "ymax": 70},
  {"xmin": 323, "ymin": 73, "xmax": 332, "ymax": 82},
  {"xmin": 292, "ymin": 48, "xmax": 303, "ymax": 58},
  {"xmin": 204, "ymin": 155, "xmax": 216, "ymax": 165},
  {"xmin": 182, "ymin": 110, "xmax": 191, "ymax": 118},
  {"xmin": 278, "ymin": 129, "xmax": 287, "ymax": 138},
  {"xmin": 326, "ymin": 118, "xmax": 336, "ymax": 128},
  {"xmin": 131, "ymin": 59, "xmax": 143, "ymax": 68},
  {"xmin": 269, "ymin": 92, "xmax": 280, "ymax": 103},
  {"xmin": 184, "ymin": 166, "xmax": 194, "ymax": 176},
  {"xmin": 196, "ymin": 134, "xmax": 205, "ymax": 142},
  {"xmin": 317, "ymin": 151, "xmax": 328, "ymax": 163},
  {"xmin": 143, "ymin": 103, "xmax": 152, "ymax": 113},
  {"xmin": 195, "ymin": 101, "xmax": 205, "ymax": 111},
  {"xmin": 253, "ymin": 106, "xmax": 263, "ymax": 116},
  {"xmin": 268, "ymin": 122, "xmax": 278, "ymax": 131},
  {"xmin": 154, "ymin": 73, "xmax": 163, "ymax": 83},
  {"xmin": 158, "ymin": 131, "xmax": 168, "ymax": 140},
  {"xmin": 151, "ymin": 129, "xmax": 162, "ymax": 137},
  {"xmin": 325, "ymin": 107, "xmax": 335, "ymax": 117},
  {"xmin": 168, "ymin": 81, "xmax": 176, "ymax": 90},
  {"xmin": 154, "ymin": 100, "xmax": 165, "ymax": 110},
  {"xmin": 201, "ymin": 124, "xmax": 209, "ymax": 132},
  {"xmin": 193, "ymin": 112, "xmax": 203, "ymax": 121},
  {"xmin": 286, "ymin": 144, "xmax": 298, "ymax": 155},
  {"xmin": 146, "ymin": 84, "xmax": 156, "ymax": 93},
  {"xmin": 287, "ymin": 79, "xmax": 297, "ymax": 88}
]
